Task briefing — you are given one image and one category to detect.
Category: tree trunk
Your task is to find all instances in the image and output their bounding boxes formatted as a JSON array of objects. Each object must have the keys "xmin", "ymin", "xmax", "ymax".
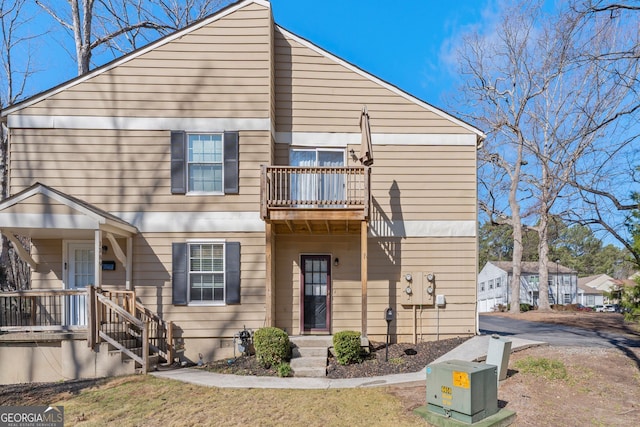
[{"xmin": 537, "ymin": 211, "xmax": 551, "ymax": 310}]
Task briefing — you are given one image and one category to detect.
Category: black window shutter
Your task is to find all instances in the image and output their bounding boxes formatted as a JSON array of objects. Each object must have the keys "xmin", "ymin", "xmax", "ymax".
[
  {"xmin": 172, "ymin": 242, "xmax": 188, "ymax": 305},
  {"xmin": 223, "ymin": 131, "xmax": 239, "ymax": 194},
  {"xmin": 171, "ymin": 131, "xmax": 186, "ymax": 194},
  {"xmin": 225, "ymin": 242, "xmax": 241, "ymax": 304}
]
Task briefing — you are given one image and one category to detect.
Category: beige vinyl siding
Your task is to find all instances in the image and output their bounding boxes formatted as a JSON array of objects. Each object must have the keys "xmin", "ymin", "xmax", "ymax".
[
  {"xmin": 367, "ymin": 236, "xmax": 477, "ymax": 342},
  {"xmin": 9, "ymin": 129, "xmax": 269, "ymax": 212},
  {"xmin": 274, "ymin": 29, "xmax": 474, "ymax": 134},
  {"xmin": 17, "ymin": 3, "xmax": 271, "ymax": 119},
  {"xmin": 273, "ymin": 234, "xmax": 476, "ymax": 341},
  {"xmin": 0, "ymin": 193, "xmax": 78, "ymax": 215},
  {"xmin": 131, "ymin": 232, "xmax": 266, "ymax": 339},
  {"xmin": 361, "ymin": 144, "xmax": 477, "ymax": 222}
]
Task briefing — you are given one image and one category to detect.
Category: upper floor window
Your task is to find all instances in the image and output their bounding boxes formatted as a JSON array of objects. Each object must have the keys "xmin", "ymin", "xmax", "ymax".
[
  {"xmin": 495, "ymin": 277, "xmax": 501, "ymax": 288},
  {"xmin": 488, "ymin": 279, "xmax": 494, "ymax": 289},
  {"xmin": 171, "ymin": 131, "xmax": 239, "ymax": 195},
  {"xmin": 480, "ymin": 282, "xmax": 485, "ymax": 292},
  {"xmin": 188, "ymin": 134, "xmax": 223, "ymax": 193}
]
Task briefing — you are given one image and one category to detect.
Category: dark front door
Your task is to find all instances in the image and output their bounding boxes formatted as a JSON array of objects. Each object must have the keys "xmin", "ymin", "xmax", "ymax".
[{"xmin": 301, "ymin": 255, "xmax": 331, "ymax": 332}]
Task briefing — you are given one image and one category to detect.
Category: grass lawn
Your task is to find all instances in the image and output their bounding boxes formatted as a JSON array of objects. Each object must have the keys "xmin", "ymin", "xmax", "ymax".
[{"xmin": 57, "ymin": 375, "xmax": 425, "ymax": 426}]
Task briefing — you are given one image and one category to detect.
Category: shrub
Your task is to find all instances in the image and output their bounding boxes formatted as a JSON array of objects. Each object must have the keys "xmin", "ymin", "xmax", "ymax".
[
  {"xmin": 333, "ymin": 331, "xmax": 363, "ymax": 365},
  {"xmin": 276, "ymin": 362, "xmax": 292, "ymax": 377},
  {"xmin": 253, "ymin": 327, "xmax": 290, "ymax": 368},
  {"xmin": 520, "ymin": 304, "xmax": 533, "ymax": 312}
]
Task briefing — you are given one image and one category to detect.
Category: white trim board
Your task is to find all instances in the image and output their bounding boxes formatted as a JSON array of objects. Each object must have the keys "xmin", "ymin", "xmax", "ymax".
[
  {"xmin": 7, "ymin": 115, "xmax": 271, "ymax": 132},
  {"xmin": 115, "ymin": 211, "xmax": 265, "ymax": 233},
  {"xmin": 0, "ymin": 213, "xmax": 98, "ymax": 230},
  {"xmin": 275, "ymin": 132, "xmax": 477, "ymax": 147},
  {"xmin": 369, "ymin": 220, "xmax": 476, "ymax": 238},
  {"xmin": 116, "ymin": 212, "xmax": 475, "ymax": 237}
]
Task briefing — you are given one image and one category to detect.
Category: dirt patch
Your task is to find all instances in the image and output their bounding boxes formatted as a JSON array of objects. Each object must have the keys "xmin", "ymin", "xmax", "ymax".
[
  {"xmin": 389, "ymin": 311, "xmax": 640, "ymax": 426},
  {"xmin": 326, "ymin": 337, "xmax": 469, "ymax": 379},
  {"xmin": 0, "ymin": 378, "xmax": 109, "ymax": 406},
  {"xmin": 198, "ymin": 336, "xmax": 470, "ymax": 379}
]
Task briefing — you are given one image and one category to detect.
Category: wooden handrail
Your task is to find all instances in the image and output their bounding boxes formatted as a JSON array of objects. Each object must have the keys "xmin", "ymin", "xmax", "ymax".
[{"xmin": 0, "ymin": 289, "xmax": 86, "ymax": 297}]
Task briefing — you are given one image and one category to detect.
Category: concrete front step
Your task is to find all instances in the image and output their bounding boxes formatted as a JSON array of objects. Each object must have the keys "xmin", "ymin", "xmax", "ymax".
[
  {"xmin": 292, "ymin": 346, "xmax": 327, "ymax": 358},
  {"xmin": 289, "ymin": 335, "xmax": 333, "ymax": 347},
  {"xmin": 290, "ymin": 356, "xmax": 328, "ymax": 378},
  {"xmin": 289, "ymin": 336, "xmax": 331, "ymax": 378}
]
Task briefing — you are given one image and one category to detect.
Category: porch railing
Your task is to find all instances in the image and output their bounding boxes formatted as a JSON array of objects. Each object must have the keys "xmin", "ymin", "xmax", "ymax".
[
  {"xmin": 88, "ymin": 287, "xmax": 173, "ymax": 371},
  {"xmin": 0, "ymin": 289, "xmax": 86, "ymax": 331},
  {"xmin": 261, "ymin": 166, "xmax": 370, "ymax": 217},
  {"xmin": 1, "ymin": 287, "xmax": 173, "ymax": 373},
  {"xmin": 134, "ymin": 301, "xmax": 174, "ymax": 363}
]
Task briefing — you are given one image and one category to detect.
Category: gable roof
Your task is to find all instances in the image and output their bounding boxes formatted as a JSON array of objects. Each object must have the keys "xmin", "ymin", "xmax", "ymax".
[
  {"xmin": 0, "ymin": 182, "xmax": 137, "ymax": 237},
  {"xmin": 488, "ymin": 261, "xmax": 576, "ymax": 275},
  {"xmin": 1, "ymin": 0, "xmax": 484, "ymax": 143},
  {"xmin": 577, "ymin": 282, "xmax": 604, "ymax": 294}
]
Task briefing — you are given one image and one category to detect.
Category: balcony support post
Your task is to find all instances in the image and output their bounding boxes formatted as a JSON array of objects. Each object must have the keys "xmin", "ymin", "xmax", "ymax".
[
  {"xmin": 361, "ymin": 220, "xmax": 368, "ymax": 337},
  {"xmin": 265, "ymin": 221, "xmax": 276, "ymax": 327}
]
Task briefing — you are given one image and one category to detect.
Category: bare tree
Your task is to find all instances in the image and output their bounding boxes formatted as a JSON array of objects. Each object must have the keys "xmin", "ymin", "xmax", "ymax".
[
  {"xmin": 457, "ymin": 1, "xmax": 546, "ymax": 313},
  {"xmin": 563, "ymin": 0, "xmax": 640, "ymax": 262},
  {"xmin": 36, "ymin": 0, "xmax": 165, "ymax": 74},
  {"xmin": 36, "ymin": 0, "xmax": 233, "ymax": 75},
  {"xmin": 0, "ymin": 0, "xmax": 42, "ymax": 289},
  {"xmin": 144, "ymin": 0, "xmax": 232, "ymax": 32},
  {"xmin": 455, "ymin": 0, "xmax": 639, "ymax": 311}
]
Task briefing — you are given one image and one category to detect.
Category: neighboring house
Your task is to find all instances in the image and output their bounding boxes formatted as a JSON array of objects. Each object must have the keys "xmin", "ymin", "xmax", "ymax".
[
  {"xmin": 576, "ymin": 280, "xmax": 604, "ymax": 308},
  {"xmin": 477, "ymin": 261, "xmax": 578, "ymax": 312},
  {"xmin": 0, "ymin": 0, "xmax": 484, "ymax": 383},
  {"xmin": 580, "ymin": 274, "xmax": 636, "ymax": 304},
  {"xmin": 579, "ymin": 274, "xmax": 621, "ymax": 293}
]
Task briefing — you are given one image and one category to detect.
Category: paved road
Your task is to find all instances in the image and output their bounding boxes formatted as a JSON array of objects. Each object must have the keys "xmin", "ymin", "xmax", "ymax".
[{"xmin": 479, "ymin": 314, "xmax": 640, "ymax": 348}]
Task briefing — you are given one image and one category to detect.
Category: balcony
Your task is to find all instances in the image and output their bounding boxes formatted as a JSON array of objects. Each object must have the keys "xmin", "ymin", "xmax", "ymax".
[{"xmin": 260, "ymin": 166, "xmax": 370, "ymax": 233}]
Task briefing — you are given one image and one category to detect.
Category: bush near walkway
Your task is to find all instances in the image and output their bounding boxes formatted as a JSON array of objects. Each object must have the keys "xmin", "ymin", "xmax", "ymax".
[{"xmin": 253, "ymin": 326, "xmax": 290, "ymax": 368}]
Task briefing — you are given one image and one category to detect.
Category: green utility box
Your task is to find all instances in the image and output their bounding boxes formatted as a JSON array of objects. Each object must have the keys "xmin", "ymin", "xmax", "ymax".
[{"xmin": 426, "ymin": 360, "xmax": 498, "ymax": 424}]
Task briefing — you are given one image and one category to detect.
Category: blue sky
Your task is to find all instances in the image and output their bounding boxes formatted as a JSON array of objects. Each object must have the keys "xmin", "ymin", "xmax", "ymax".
[{"xmin": 23, "ymin": 0, "xmax": 493, "ymax": 111}]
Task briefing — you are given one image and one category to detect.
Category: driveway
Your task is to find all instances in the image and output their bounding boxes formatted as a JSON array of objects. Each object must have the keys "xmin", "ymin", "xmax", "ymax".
[{"xmin": 479, "ymin": 314, "xmax": 640, "ymax": 348}]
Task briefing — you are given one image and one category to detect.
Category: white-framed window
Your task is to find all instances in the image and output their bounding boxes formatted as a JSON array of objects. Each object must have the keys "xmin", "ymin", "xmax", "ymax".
[
  {"xmin": 495, "ymin": 277, "xmax": 501, "ymax": 288},
  {"xmin": 480, "ymin": 282, "xmax": 485, "ymax": 292},
  {"xmin": 188, "ymin": 133, "xmax": 223, "ymax": 193},
  {"xmin": 489, "ymin": 279, "xmax": 494, "ymax": 289},
  {"xmin": 563, "ymin": 293, "xmax": 571, "ymax": 304},
  {"xmin": 189, "ymin": 242, "xmax": 225, "ymax": 303},
  {"xmin": 529, "ymin": 275, "xmax": 539, "ymax": 284},
  {"xmin": 586, "ymin": 295, "xmax": 595, "ymax": 306},
  {"xmin": 563, "ymin": 274, "xmax": 570, "ymax": 285},
  {"xmin": 171, "ymin": 131, "xmax": 238, "ymax": 196}
]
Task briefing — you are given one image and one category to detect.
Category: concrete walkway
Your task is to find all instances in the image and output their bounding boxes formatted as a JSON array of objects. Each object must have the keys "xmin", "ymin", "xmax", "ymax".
[{"xmin": 150, "ymin": 335, "xmax": 545, "ymax": 389}]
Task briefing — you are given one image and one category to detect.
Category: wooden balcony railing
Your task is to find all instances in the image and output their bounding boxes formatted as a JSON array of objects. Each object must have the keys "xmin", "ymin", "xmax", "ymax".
[{"xmin": 261, "ymin": 166, "xmax": 370, "ymax": 218}]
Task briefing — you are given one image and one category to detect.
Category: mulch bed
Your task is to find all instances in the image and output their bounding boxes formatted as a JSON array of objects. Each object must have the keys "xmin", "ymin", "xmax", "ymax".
[{"xmin": 200, "ymin": 336, "xmax": 471, "ymax": 378}]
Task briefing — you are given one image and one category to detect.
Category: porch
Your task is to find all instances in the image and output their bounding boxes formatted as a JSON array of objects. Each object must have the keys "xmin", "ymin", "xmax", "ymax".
[{"xmin": 0, "ymin": 287, "xmax": 173, "ymax": 383}]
